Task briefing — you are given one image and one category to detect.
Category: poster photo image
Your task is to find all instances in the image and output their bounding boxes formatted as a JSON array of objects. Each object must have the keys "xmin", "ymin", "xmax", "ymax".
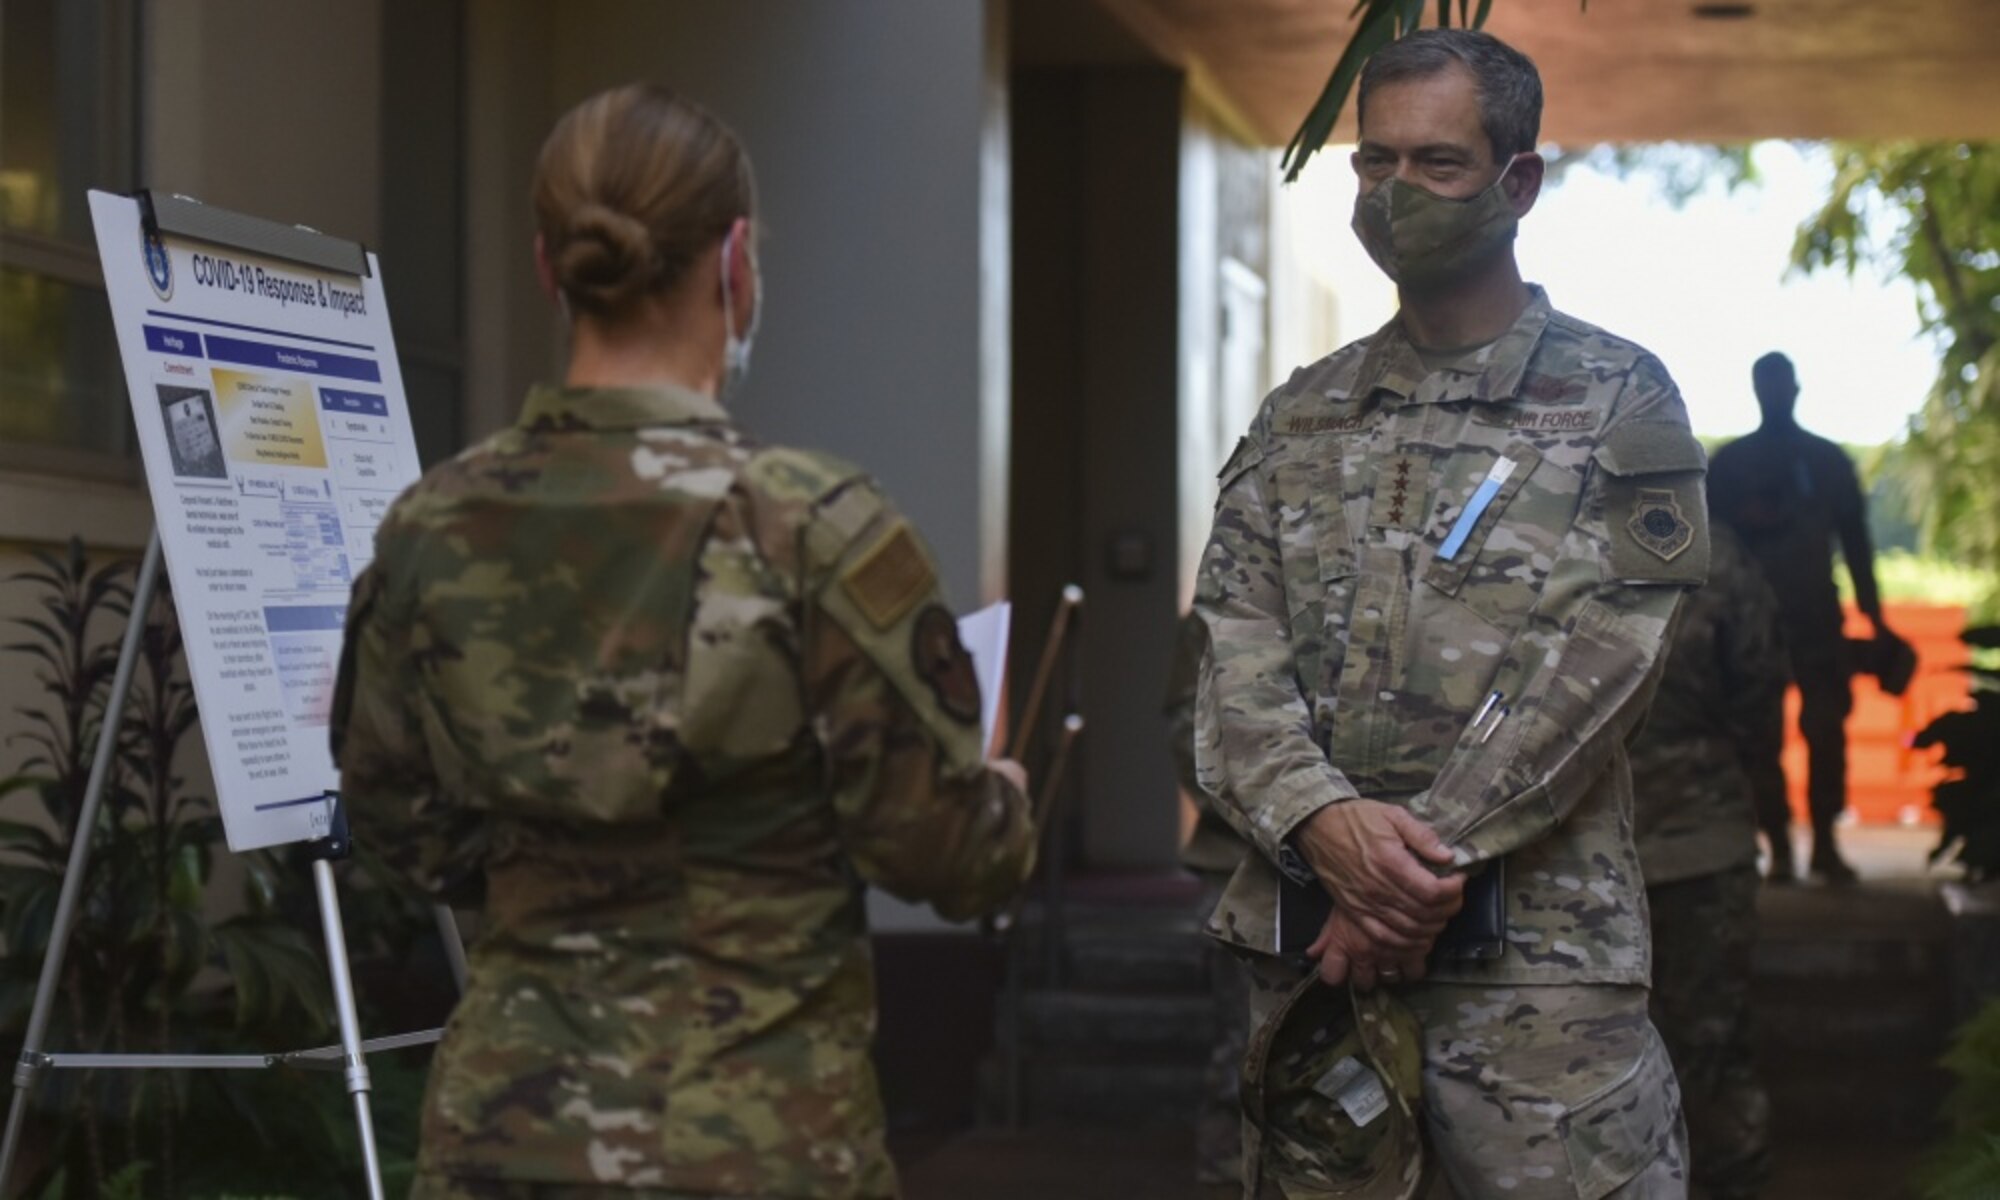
[{"xmin": 157, "ymin": 383, "xmax": 227, "ymax": 480}]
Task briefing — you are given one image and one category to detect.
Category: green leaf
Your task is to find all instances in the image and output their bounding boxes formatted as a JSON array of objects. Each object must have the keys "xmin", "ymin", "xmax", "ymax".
[
  {"xmin": 0, "ymin": 774, "xmax": 50, "ymax": 802},
  {"xmin": 170, "ymin": 840, "xmax": 206, "ymax": 910},
  {"xmin": 99, "ymin": 1161, "xmax": 150, "ymax": 1200},
  {"xmin": 1281, "ymin": 0, "xmax": 1398, "ymax": 182},
  {"xmin": 213, "ymin": 916, "xmax": 335, "ymax": 1033},
  {"xmin": 1474, "ymin": 0, "xmax": 1494, "ymax": 25}
]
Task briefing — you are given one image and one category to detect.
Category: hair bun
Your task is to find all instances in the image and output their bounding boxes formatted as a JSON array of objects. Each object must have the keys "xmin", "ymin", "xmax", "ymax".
[
  {"xmin": 532, "ymin": 85, "xmax": 755, "ymax": 320},
  {"xmin": 555, "ymin": 202, "xmax": 656, "ymax": 312}
]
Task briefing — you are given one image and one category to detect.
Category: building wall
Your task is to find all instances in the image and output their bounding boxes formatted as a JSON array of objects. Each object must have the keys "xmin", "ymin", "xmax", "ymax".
[
  {"xmin": 1016, "ymin": 65, "xmax": 1200, "ymax": 868},
  {"xmin": 144, "ymin": 0, "xmax": 385, "ymax": 251},
  {"xmin": 461, "ymin": 0, "xmax": 560, "ymax": 443}
]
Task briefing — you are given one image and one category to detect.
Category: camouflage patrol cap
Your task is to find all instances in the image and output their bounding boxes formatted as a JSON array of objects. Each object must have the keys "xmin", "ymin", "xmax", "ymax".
[{"xmin": 1241, "ymin": 977, "xmax": 1428, "ymax": 1199}]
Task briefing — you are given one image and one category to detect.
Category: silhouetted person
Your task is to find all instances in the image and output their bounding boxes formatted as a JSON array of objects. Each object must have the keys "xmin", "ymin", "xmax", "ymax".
[{"xmin": 1708, "ymin": 351, "xmax": 1891, "ymax": 884}]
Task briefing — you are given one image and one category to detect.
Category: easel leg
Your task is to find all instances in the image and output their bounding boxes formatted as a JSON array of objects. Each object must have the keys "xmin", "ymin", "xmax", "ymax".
[
  {"xmin": 0, "ymin": 534, "xmax": 164, "ymax": 1193},
  {"xmin": 313, "ymin": 858, "xmax": 387, "ymax": 1200}
]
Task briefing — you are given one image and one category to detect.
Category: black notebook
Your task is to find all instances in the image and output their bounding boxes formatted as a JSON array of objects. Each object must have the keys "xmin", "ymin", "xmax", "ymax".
[{"xmin": 1276, "ymin": 859, "xmax": 1506, "ymax": 963}]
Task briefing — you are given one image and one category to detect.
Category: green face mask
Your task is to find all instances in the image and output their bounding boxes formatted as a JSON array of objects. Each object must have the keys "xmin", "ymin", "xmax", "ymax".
[{"xmin": 1351, "ymin": 158, "xmax": 1522, "ymax": 290}]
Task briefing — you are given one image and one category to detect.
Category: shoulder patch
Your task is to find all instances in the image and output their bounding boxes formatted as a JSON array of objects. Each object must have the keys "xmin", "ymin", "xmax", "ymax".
[
  {"xmin": 1626, "ymin": 489, "xmax": 1696, "ymax": 562},
  {"xmin": 841, "ymin": 521, "xmax": 935, "ymax": 630},
  {"xmin": 910, "ymin": 604, "xmax": 981, "ymax": 725}
]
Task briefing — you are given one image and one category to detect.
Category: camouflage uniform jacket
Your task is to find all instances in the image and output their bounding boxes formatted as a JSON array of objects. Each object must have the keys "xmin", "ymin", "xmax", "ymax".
[
  {"xmin": 1630, "ymin": 525, "xmax": 1788, "ymax": 886},
  {"xmin": 1194, "ymin": 288, "xmax": 1709, "ymax": 986},
  {"xmin": 331, "ymin": 384, "xmax": 1036, "ymax": 1197},
  {"xmin": 1166, "ymin": 611, "xmax": 1250, "ymax": 874}
]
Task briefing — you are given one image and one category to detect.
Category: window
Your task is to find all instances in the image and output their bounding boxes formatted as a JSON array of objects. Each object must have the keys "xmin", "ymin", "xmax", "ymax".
[{"xmin": 0, "ymin": 0, "xmax": 137, "ymax": 474}]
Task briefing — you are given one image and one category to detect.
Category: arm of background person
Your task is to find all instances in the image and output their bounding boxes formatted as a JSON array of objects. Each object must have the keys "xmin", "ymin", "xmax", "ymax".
[{"xmin": 1829, "ymin": 443, "xmax": 1884, "ymax": 628}]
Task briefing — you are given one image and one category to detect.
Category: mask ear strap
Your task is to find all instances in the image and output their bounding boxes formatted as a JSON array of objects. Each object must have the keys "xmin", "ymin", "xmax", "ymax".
[{"xmin": 719, "ymin": 224, "xmax": 739, "ymax": 343}]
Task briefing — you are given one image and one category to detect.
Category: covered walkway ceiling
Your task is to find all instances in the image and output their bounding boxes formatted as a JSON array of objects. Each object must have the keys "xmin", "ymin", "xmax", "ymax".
[{"xmin": 1087, "ymin": 0, "xmax": 2000, "ymax": 145}]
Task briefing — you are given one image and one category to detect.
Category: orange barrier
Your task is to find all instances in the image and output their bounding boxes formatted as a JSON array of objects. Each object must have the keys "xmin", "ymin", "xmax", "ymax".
[{"xmin": 1780, "ymin": 603, "xmax": 1969, "ymax": 827}]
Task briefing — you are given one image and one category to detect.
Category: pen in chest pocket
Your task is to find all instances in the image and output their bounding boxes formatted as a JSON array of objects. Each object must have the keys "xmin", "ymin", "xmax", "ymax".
[
  {"xmin": 1471, "ymin": 689, "xmax": 1509, "ymax": 743},
  {"xmin": 1438, "ymin": 456, "xmax": 1519, "ymax": 562}
]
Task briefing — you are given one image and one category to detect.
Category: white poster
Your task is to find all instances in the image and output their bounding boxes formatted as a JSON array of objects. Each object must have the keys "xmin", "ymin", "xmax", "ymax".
[
  {"xmin": 957, "ymin": 602, "xmax": 1010, "ymax": 756},
  {"xmin": 89, "ymin": 191, "xmax": 423, "ymax": 851}
]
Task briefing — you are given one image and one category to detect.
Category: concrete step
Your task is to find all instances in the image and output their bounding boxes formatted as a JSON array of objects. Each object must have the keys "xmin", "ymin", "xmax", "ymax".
[
  {"xmin": 1753, "ymin": 934, "xmax": 1949, "ymax": 982},
  {"xmin": 1744, "ymin": 882, "xmax": 1954, "ymax": 1142},
  {"xmin": 1752, "ymin": 980, "xmax": 1952, "ymax": 1057},
  {"xmin": 1008, "ymin": 990, "xmax": 1215, "ymax": 1054},
  {"xmin": 977, "ymin": 1052, "xmax": 1208, "ymax": 1128},
  {"xmin": 1761, "ymin": 1056, "xmax": 1950, "ymax": 1143},
  {"xmin": 1057, "ymin": 924, "xmax": 1211, "ymax": 993}
]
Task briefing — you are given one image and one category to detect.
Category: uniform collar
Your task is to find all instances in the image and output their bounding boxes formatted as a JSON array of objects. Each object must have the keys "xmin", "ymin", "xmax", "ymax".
[
  {"xmin": 1354, "ymin": 284, "xmax": 1554, "ymax": 406},
  {"xmin": 517, "ymin": 383, "xmax": 729, "ymax": 431}
]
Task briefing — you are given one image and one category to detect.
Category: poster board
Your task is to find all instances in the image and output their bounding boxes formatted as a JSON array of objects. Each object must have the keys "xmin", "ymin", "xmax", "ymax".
[{"xmin": 88, "ymin": 191, "xmax": 424, "ymax": 851}]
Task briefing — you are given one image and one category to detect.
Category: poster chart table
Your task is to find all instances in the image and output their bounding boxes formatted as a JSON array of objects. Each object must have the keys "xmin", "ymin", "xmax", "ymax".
[{"xmin": 0, "ymin": 192, "xmax": 466, "ymax": 1200}]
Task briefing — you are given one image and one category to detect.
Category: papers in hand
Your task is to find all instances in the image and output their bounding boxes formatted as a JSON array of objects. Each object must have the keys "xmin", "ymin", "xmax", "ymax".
[{"xmin": 957, "ymin": 602, "xmax": 1011, "ymax": 754}]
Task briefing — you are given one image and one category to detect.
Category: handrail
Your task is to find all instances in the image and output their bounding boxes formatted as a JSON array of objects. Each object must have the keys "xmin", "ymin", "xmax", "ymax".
[{"xmin": 994, "ymin": 582, "xmax": 1085, "ymax": 1129}]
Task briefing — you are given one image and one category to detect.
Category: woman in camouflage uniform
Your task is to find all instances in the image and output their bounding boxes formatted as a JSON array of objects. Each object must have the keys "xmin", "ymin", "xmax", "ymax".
[{"xmin": 331, "ymin": 84, "xmax": 1036, "ymax": 1199}]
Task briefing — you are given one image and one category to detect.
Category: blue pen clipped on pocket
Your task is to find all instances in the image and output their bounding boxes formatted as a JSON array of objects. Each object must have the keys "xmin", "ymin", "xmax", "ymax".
[{"xmin": 1438, "ymin": 456, "xmax": 1519, "ymax": 561}]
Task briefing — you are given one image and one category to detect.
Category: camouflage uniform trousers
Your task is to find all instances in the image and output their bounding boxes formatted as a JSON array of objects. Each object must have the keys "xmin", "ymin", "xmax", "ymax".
[
  {"xmin": 1646, "ymin": 864, "xmax": 1772, "ymax": 1200},
  {"xmin": 408, "ymin": 1176, "xmax": 884, "ymax": 1200},
  {"xmin": 411, "ymin": 1177, "xmax": 674, "ymax": 1198},
  {"xmin": 1198, "ymin": 870, "xmax": 1252, "ymax": 1186},
  {"xmin": 1246, "ymin": 960, "xmax": 1689, "ymax": 1199}
]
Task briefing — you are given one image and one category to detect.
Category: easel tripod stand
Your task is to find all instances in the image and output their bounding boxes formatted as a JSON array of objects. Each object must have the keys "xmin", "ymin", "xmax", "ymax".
[{"xmin": 0, "ymin": 535, "xmax": 465, "ymax": 1200}]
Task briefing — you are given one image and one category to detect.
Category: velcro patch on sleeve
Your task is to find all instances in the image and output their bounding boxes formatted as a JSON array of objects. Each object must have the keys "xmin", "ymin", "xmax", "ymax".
[
  {"xmin": 1592, "ymin": 419, "xmax": 1708, "ymax": 477},
  {"xmin": 840, "ymin": 521, "xmax": 936, "ymax": 630}
]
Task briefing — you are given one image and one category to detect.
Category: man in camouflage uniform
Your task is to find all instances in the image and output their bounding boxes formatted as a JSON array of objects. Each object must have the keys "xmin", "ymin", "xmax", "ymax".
[
  {"xmin": 1166, "ymin": 612, "xmax": 1252, "ymax": 1188},
  {"xmin": 1708, "ymin": 351, "xmax": 1895, "ymax": 884},
  {"xmin": 1194, "ymin": 30, "xmax": 1699, "ymax": 1197},
  {"xmin": 331, "ymin": 381, "xmax": 1037, "ymax": 1198},
  {"xmin": 1631, "ymin": 525, "xmax": 1785, "ymax": 1198}
]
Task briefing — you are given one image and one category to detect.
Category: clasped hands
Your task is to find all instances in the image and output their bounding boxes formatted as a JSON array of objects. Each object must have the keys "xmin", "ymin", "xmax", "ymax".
[{"xmin": 1295, "ymin": 800, "xmax": 1464, "ymax": 991}]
